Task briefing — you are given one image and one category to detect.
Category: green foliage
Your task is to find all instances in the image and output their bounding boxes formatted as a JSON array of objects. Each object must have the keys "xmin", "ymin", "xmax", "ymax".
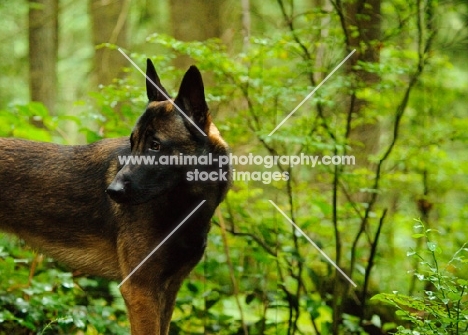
[
  {"xmin": 373, "ymin": 221, "xmax": 468, "ymax": 335},
  {"xmin": 0, "ymin": 103, "xmax": 55, "ymax": 141},
  {"xmin": 0, "ymin": 235, "xmax": 128, "ymax": 334},
  {"xmin": 1, "ymin": 0, "xmax": 468, "ymax": 334}
]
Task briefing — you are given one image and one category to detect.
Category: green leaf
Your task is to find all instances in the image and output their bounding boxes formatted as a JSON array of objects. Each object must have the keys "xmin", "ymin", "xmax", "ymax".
[{"xmin": 427, "ymin": 241, "xmax": 437, "ymax": 252}]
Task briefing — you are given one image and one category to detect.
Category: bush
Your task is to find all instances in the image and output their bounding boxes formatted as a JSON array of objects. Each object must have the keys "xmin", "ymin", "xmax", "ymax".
[{"xmin": 373, "ymin": 220, "xmax": 468, "ymax": 335}]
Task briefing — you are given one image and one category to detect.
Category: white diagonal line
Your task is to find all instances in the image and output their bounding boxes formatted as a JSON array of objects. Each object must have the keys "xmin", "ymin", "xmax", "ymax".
[
  {"xmin": 268, "ymin": 49, "xmax": 356, "ymax": 136},
  {"xmin": 118, "ymin": 48, "xmax": 207, "ymax": 137},
  {"xmin": 118, "ymin": 200, "xmax": 206, "ymax": 288},
  {"xmin": 269, "ymin": 200, "xmax": 357, "ymax": 287}
]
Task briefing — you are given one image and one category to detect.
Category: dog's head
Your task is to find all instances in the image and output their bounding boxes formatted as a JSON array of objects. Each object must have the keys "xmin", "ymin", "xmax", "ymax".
[{"xmin": 106, "ymin": 59, "xmax": 230, "ymax": 205}]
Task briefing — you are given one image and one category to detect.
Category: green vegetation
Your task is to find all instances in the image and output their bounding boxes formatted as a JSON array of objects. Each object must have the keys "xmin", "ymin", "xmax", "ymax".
[
  {"xmin": 0, "ymin": 0, "xmax": 467, "ymax": 334},
  {"xmin": 373, "ymin": 222, "xmax": 468, "ymax": 335}
]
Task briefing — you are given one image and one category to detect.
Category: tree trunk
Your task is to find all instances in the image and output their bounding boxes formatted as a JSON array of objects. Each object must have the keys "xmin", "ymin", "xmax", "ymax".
[
  {"xmin": 169, "ymin": 0, "xmax": 223, "ymax": 68},
  {"xmin": 241, "ymin": 0, "xmax": 251, "ymax": 50},
  {"xmin": 333, "ymin": 1, "xmax": 381, "ymax": 333},
  {"xmin": 344, "ymin": 0, "xmax": 381, "ymax": 167},
  {"xmin": 89, "ymin": 0, "xmax": 129, "ymax": 87},
  {"xmin": 29, "ymin": 0, "xmax": 58, "ymax": 119}
]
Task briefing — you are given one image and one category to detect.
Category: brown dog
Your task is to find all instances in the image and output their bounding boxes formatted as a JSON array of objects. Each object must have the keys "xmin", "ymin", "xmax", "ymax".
[{"xmin": 0, "ymin": 59, "xmax": 231, "ymax": 334}]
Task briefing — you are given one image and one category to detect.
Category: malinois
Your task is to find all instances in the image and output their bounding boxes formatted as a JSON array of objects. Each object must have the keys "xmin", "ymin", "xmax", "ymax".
[{"xmin": 0, "ymin": 59, "xmax": 231, "ymax": 334}]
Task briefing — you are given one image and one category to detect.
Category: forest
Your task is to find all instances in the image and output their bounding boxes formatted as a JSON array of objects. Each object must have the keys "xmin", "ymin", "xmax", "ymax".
[{"xmin": 0, "ymin": 0, "xmax": 468, "ymax": 334}]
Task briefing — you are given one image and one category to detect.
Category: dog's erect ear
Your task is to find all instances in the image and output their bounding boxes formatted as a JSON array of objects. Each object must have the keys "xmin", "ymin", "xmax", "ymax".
[
  {"xmin": 174, "ymin": 66, "xmax": 209, "ymax": 130},
  {"xmin": 146, "ymin": 59, "xmax": 170, "ymax": 102}
]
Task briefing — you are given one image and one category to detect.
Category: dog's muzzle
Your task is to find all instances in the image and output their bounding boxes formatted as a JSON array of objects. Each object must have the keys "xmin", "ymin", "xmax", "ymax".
[{"xmin": 106, "ymin": 179, "xmax": 130, "ymax": 203}]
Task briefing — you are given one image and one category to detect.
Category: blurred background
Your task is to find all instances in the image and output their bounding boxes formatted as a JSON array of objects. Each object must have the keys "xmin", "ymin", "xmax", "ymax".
[{"xmin": 0, "ymin": 0, "xmax": 468, "ymax": 334}]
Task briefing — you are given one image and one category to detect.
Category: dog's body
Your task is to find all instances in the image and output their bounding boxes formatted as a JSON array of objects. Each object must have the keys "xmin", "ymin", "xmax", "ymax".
[{"xmin": 0, "ymin": 60, "xmax": 230, "ymax": 334}]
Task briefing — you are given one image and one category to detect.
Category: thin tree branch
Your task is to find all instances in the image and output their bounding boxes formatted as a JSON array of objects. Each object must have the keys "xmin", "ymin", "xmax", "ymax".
[
  {"xmin": 359, "ymin": 208, "xmax": 387, "ymax": 323},
  {"xmin": 217, "ymin": 208, "xmax": 249, "ymax": 335}
]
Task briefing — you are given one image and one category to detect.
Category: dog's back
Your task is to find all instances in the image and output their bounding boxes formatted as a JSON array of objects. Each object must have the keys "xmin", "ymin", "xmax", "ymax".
[{"xmin": 0, "ymin": 137, "xmax": 129, "ymax": 278}]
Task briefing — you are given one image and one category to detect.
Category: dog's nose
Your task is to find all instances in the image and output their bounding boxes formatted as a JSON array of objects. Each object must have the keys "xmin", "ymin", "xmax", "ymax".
[{"xmin": 106, "ymin": 180, "xmax": 130, "ymax": 203}]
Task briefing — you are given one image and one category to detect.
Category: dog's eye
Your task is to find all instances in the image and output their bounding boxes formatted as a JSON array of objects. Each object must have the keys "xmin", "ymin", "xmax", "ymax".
[{"xmin": 150, "ymin": 140, "xmax": 161, "ymax": 151}]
